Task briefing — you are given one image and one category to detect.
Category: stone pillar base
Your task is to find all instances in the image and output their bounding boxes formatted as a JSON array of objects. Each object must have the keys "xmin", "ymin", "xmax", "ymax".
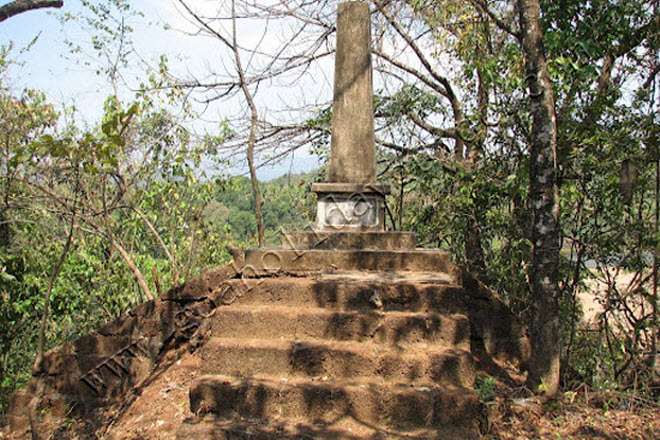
[{"xmin": 311, "ymin": 183, "xmax": 390, "ymax": 232}]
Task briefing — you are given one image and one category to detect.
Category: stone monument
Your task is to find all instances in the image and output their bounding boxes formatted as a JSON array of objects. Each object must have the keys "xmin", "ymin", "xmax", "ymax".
[
  {"xmin": 245, "ymin": 0, "xmax": 434, "ymax": 271},
  {"xmin": 311, "ymin": 0, "xmax": 389, "ymax": 232}
]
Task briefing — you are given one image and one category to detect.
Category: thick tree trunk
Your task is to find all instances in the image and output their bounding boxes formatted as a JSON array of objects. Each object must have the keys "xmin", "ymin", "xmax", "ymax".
[
  {"xmin": 518, "ymin": 0, "xmax": 561, "ymax": 395},
  {"xmin": 465, "ymin": 224, "xmax": 486, "ymax": 277},
  {"xmin": 0, "ymin": 0, "xmax": 62, "ymax": 22}
]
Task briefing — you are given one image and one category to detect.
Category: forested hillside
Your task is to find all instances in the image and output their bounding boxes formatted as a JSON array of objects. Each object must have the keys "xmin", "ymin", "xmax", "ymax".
[{"xmin": 206, "ymin": 174, "xmax": 317, "ymax": 245}]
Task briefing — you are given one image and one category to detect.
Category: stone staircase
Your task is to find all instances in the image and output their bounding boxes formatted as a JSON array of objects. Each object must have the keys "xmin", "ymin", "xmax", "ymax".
[
  {"xmin": 175, "ymin": 233, "xmax": 485, "ymax": 439},
  {"xmin": 8, "ymin": 234, "xmax": 529, "ymax": 439}
]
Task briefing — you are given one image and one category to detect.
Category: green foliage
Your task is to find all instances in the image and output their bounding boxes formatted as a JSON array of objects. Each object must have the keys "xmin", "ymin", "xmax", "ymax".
[
  {"xmin": 211, "ymin": 173, "xmax": 316, "ymax": 247},
  {"xmin": 539, "ymin": 0, "xmax": 659, "ymax": 393},
  {"xmin": 0, "ymin": 68, "xmax": 318, "ymax": 411},
  {"xmin": 0, "ymin": 38, "xmax": 241, "ymax": 413},
  {"xmin": 378, "ymin": 0, "xmax": 659, "ymax": 398},
  {"xmin": 475, "ymin": 375, "xmax": 497, "ymax": 402},
  {"xmin": 384, "ymin": 151, "xmax": 531, "ymax": 315}
]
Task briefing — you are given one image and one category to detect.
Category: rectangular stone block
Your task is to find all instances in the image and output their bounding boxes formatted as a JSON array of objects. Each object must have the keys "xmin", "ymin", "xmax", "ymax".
[
  {"xmin": 311, "ymin": 183, "xmax": 390, "ymax": 194},
  {"xmin": 244, "ymin": 248, "xmax": 451, "ymax": 274},
  {"xmin": 316, "ymin": 193, "xmax": 384, "ymax": 230},
  {"xmin": 282, "ymin": 231, "xmax": 416, "ymax": 250},
  {"xmin": 311, "ymin": 183, "xmax": 390, "ymax": 232},
  {"xmin": 329, "ymin": 1, "xmax": 375, "ymax": 183}
]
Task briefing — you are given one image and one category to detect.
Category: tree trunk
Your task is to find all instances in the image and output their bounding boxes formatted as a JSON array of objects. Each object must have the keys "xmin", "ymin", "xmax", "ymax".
[
  {"xmin": 232, "ymin": 0, "xmax": 265, "ymax": 247},
  {"xmin": 109, "ymin": 236, "xmax": 154, "ymax": 301},
  {"xmin": 246, "ymin": 111, "xmax": 265, "ymax": 247},
  {"xmin": 132, "ymin": 206, "xmax": 180, "ymax": 285},
  {"xmin": 465, "ymin": 223, "xmax": 485, "ymax": 277},
  {"xmin": 34, "ymin": 217, "xmax": 75, "ymax": 372},
  {"xmin": 175, "ymin": 0, "xmax": 266, "ymax": 247},
  {"xmin": 651, "ymin": 128, "xmax": 659, "ymax": 375},
  {"xmin": 0, "ymin": 208, "xmax": 9, "ymax": 247},
  {"xmin": 464, "ymin": 44, "xmax": 490, "ymax": 278},
  {"xmin": 0, "ymin": 0, "xmax": 62, "ymax": 22},
  {"xmin": 518, "ymin": 0, "xmax": 561, "ymax": 395}
]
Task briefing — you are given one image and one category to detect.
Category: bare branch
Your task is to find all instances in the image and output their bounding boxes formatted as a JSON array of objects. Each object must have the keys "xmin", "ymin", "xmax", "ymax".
[
  {"xmin": 407, "ymin": 110, "xmax": 457, "ymax": 139},
  {"xmin": 176, "ymin": 0, "xmax": 233, "ymax": 48},
  {"xmin": 374, "ymin": 0, "xmax": 460, "ymax": 108},
  {"xmin": 373, "ymin": 49, "xmax": 446, "ymax": 97},
  {"xmin": 374, "ymin": 0, "xmax": 465, "ymax": 158},
  {"xmin": 471, "ymin": 0, "xmax": 521, "ymax": 40},
  {"xmin": 0, "ymin": 0, "xmax": 62, "ymax": 22}
]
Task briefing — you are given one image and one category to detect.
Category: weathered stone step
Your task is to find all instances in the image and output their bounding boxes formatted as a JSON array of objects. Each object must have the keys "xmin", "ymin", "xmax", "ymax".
[
  {"xmin": 198, "ymin": 338, "xmax": 474, "ymax": 387},
  {"xmin": 176, "ymin": 416, "xmax": 479, "ymax": 439},
  {"xmin": 215, "ymin": 277, "xmax": 466, "ymax": 314},
  {"xmin": 244, "ymin": 248, "xmax": 451, "ymax": 274},
  {"xmin": 211, "ymin": 306, "xmax": 470, "ymax": 349},
  {"xmin": 177, "ymin": 418, "xmax": 373, "ymax": 440},
  {"xmin": 188, "ymin": 375, "xmax": 480, "ymax": 433},
  {"xmin": 281, "ymin": 231, "xmax": 416, "ymax": 250}
]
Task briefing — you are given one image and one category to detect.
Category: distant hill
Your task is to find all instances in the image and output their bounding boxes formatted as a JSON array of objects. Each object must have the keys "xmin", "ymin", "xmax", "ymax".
[{"xmin": 202, "ymin": 170, "xmax": 321, "ymax": 246}]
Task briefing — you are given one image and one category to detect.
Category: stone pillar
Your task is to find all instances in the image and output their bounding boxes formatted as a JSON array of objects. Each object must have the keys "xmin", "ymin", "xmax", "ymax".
[
  {"xmin": 312, "ymin": 1, "xmax": 389, "ymax": 232},
  {"xmin": 328, "ymin": 1, "xmax": 375, "ymax": 183}
]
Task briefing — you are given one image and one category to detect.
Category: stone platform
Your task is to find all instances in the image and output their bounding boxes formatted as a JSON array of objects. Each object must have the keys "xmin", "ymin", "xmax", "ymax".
[
  {"xmin": 244, "ymin": 248, "xmax": 451, "ymax": 274},
  {"xmin": 282, "ymin": 231, "xmax": 416, "ymax": 250},
  {"xmin": 7, "ymin": 263, "xmax": 530, "ymax": 440}
]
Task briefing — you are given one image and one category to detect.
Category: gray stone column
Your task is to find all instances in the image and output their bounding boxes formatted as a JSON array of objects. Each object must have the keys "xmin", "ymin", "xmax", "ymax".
[
  {"xmin": 311, "ymin": 1, "xmax": 389, "ymax": 232},
  {"xmin": 328, "ymin": 1, "xmax": 375, "ymax": 184},
  {"xmin": 276, "ymin": 3, "xmax": 419, "ymax": 249}
]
